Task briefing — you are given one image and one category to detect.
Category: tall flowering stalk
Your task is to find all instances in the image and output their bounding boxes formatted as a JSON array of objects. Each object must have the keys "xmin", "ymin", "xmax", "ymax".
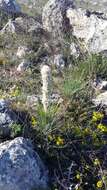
[{"xmin": 41, "ymin": 65, "xmax": 52, "ymax": 112}]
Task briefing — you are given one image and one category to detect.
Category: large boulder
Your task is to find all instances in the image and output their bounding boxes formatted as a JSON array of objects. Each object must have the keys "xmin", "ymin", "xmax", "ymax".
[
  {"xmin": 42, "ymin": 0, "xmax": 75, "ymax": 39},
  {"xmin": 0, "ymin": 0, "xmax": 21, "ymax": 13},
  {"xmin": 67, "ymin": 8, "xmax": 107, "ymax": 54},
  {"xmin": 0, "ymin": 137, "xmax": 49, "ymax": 190},
  {"xmin": 42, "ymin": 0, "xmax": 107, "ymax": 55}
]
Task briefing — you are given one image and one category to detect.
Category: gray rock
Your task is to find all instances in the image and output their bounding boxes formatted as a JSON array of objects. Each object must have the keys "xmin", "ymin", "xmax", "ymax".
[
  {"xmin": 26, "ymin": 95, "xmax": 40, "ymax": 108},
  {"xmin": 0, "ymin": 99, "xmax": 12, "ymax": 137},
  {"xmin": 42, "ymin": 0, "xmax": 74, "ymax": 39},
  {"xmin": 50, "ymin": 93, "xmax": 63, "ymax": 104},
  {"xmin": 67, "ymin": 8, "xmax": 107, "ymax": 54},
  {"xmin": 16, "ymin": 46, "xmax": 30, "ymax": 59},
  {"xmin": 53, "ymin": 54, "xmax": 65, "ymax": 70},
  {"xmin": 0, "ymin": 137, "xmax": 49, "ymax": 190},
  {"xmin": 92, "ymin": 79, "xmax": 107, "ymax": 107},
  {"xmin": 17, "ymin": 59, "xmax": 31, "ymax": 72},
  {"xmin": 98, "ymin": 81, "xmax": 107, "ymax": 91},
  {"xmin": 42, "ymin": 0, "xmax": 107, "ymax": 55},
  {"xmin": 0, "ymin": 99, "xmax": 9, "ymax": 112},
  {"xmin": 70, "ymin": 43, "xmax": 80, "ymax": 58},
  {"xmin": 0, "ymin": 0, "xmax": 21, "ymax": 13},
  {"xmin": 93, "ymin": 92, "xmax": 107, "ymax": 106},
  {"xmin": 93, "ymin": 79, "xmax": 107, "ymax": 91}
]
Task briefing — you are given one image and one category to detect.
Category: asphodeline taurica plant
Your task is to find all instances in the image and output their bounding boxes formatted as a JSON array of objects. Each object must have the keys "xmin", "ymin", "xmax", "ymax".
[{"xmin": 41, "ymin": 65, "xmax": 52, "ymax": 112}]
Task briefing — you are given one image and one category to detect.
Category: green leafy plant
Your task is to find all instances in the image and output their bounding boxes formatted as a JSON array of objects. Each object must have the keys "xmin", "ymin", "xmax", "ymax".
[
  {"xmin": 36, "ymin": 104, "xmax": 59, "ymax": 133},
  {"xmin": 10, "ymin": 123, "xmax": 22, "ymax": 137}
]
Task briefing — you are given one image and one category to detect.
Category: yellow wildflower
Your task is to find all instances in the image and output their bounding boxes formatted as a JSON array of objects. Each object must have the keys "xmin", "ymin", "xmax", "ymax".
[
  {"xmin": 97, "ymin": 124, "xmax": 107, "ymax": 132},
  {"xmin": 56, "ymin": 137, "xmax": 64, "ymax": 146},
  {"xmin": 94, "ymin": 159, "xmax": 100, "ymax": 166},
  {"xmin": 92, "ymin": 112, "xmax": 104, "ymax": 122},
  {"xmin": 10, "ymin": 86, "xmax": 21, "ymax": 97},
  {"xmin": 84, "ymin": 128, "xmax": 90, "ymax": 135},
  {"xmin": 31, "ymin": 116, "xmax": 37, "ymax": 126},
  {"xmin": 76, "ymin": 174, "xmax": 80, "ymax": 180},
  {"xmin": 85, "ymin": 165, "xmax": 90, "ymax": 170},
  {"xmin": 48, "ymin": 135, "xmax": 53, "ymax": 141},
  {"xmin": 96, "ymin": 180, "xmax": 103, "ymax": 188}
]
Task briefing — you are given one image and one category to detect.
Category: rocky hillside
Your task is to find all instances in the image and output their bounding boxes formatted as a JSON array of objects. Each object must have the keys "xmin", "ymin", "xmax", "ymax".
[{"xmin": 1, "ymin": 0, "xmax": 107, "ymax": 190}]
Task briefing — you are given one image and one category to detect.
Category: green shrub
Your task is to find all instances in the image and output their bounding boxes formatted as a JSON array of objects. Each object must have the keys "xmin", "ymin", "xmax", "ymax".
[{"xmin": 10, "ymin": 123, "xmax": 22, "ymax": 137}]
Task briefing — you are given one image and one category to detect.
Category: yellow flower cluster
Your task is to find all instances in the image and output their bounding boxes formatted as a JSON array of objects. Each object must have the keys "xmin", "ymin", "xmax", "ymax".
[
  {"xmin": 96, "ymin": 180, "xmax": 103, "ymax": 188},
  {"xmin": 94, "ymin": 158, "xmax": 100, "ymax": 166},
  {"xmin": 48, "ymin": 134, "xmax": 55, "ymax": 141},
  {"xmin": 92, "ymin": 112, "xmax": 104, "ymax": 122},
  {"xmin": 48, "ymin": 135, "xmax": 64, "ymax": 146},
  {"xmin": 31, "ymin": 116, "xmax": 37, "ymax": 126},
  {"xmin": 97, "ymin": 124, "xmax": 107, "ymax": 132},
  {"xmin": 56, "ymin": 137, "xmax": 64, "ymax": 146},
  {"xmin": 76, "ymin": 174, "xmax": 81, "ymax": 180},
  {"xmin": 10, "ymin": 86, "xmax": 21, "ymax": 97}
]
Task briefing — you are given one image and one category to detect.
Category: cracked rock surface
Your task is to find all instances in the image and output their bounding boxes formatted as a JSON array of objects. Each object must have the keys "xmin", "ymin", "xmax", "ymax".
[{"xmin": 0, "ymin": 137, "xmax": 49, "ymax": 190}]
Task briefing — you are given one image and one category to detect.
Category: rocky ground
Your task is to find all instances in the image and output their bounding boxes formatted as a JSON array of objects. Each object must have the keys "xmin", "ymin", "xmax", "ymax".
[{"xmin": 1, "ymin": 0, "xmax": 107, "ymax": 190}]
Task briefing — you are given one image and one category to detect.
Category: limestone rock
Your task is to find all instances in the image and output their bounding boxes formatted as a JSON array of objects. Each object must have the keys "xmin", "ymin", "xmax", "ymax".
[
  {"xmin": 93, "ymin": 92, "xmax": 107, "ymax": 106},
  {"xmin": 0, "ymin": 137, "xmax": 49, "ymax": 190},
  {"xmin": 26, "ymin": 95, "xmax": 40, "ymax": 108},
  {"xmin": 98, "ymin": 81, "xmax": 107, "ymax": 91},
  {"xmin": 42, "ymin": 0, "xmax": 75, "ymax": 39},
  {"xmin": 70, "ymin": 43, "xmax": 80, "ymax": 58},
  {"xmin": 17, "ymin": 59, "xmax": 31, "ymax": 72},
  {"xmin": 42, "ymin": 0, "xmax": 107, "ymax": 55},
  {"xmin": 93, "ymin": 79, "xmax": 107, "ymax": 91},
  {"xmin": 50, "ymin": 93, "xmax": 63, "ymax": 104},
  {"xmin": 53, "ymin": 54, "xmax": 65, "ymax": 70},
  {"xmin": 16, "ymin": 46, "xmax": 29, "ymax": 59},
  {"xmin": 67, "ymin": 8, "xmax": 107, "ymax": 54}
]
